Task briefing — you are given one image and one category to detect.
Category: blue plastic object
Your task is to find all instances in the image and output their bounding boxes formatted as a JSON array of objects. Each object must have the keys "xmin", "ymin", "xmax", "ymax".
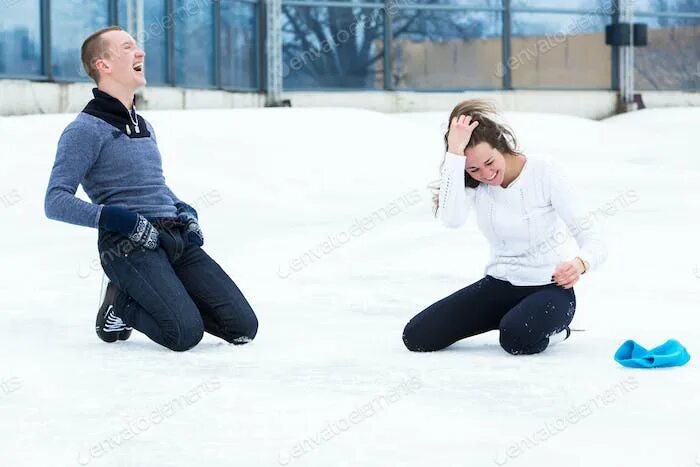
[{"xmin": 614, "ymin": 339, "xmax": 691, "ymax": 368}]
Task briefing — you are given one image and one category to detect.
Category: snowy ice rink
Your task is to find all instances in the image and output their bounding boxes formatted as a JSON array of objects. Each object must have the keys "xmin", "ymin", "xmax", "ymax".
[{"xmin": 0, "ymin": 106, "xmax": 698, "ymax": 466}]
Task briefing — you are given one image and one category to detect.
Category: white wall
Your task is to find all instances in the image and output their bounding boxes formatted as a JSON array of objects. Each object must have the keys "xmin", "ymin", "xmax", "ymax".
[
  {"xmin": 283, "ymin": 90, "xmax": 620, "ymax": 119},
  {"xmin": 0, "ymin": 80, "xmax": 265, "ymax": 116},
  {"xmin": 1, "ymin": 79, "xmax": 698, "ymax": 118}
]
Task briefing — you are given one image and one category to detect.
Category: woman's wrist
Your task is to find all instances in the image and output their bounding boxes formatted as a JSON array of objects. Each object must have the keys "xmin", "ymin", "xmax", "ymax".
[{"xmin": 574, "ymin": 256, "xmax": 589, "ymax": 274}]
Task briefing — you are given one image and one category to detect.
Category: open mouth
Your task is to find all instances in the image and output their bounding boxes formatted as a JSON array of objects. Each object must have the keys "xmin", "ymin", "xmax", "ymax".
[
  {"xmin": 132, "ymin": 63, "xmax": 144, "ymax": 72},
  {"xmin": 485, "ymin": 171, "xmax": 498, "ymax": 181}
]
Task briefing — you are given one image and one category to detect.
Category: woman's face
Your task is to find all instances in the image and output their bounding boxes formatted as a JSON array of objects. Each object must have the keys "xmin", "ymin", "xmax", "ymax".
[{"xmin": 464, "ymin": 142, "xmax": 506, "ymax": 186}]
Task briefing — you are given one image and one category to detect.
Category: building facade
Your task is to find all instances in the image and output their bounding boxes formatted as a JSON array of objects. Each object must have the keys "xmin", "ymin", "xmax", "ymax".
[{"xmin": 0, "ymin": 0, "xmax": 698, "ymax": 113}]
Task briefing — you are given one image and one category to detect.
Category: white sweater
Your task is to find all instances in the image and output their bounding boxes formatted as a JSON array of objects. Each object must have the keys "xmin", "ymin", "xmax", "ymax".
[{"xmin": 438, "ymin": 152, "xmax": 607, "ymax": 286}]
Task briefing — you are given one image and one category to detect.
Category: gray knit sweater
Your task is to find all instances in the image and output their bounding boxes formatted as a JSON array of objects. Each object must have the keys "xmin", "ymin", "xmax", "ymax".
[{"xmin": 45, "ymin": 112, "xmax": 179, "ymax": 228}]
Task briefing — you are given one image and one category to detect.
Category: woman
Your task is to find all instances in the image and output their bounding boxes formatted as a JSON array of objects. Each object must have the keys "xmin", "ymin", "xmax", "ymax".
[{"xmin": 402, "ymin": 100, "xmax": 606, "ymax": 355}]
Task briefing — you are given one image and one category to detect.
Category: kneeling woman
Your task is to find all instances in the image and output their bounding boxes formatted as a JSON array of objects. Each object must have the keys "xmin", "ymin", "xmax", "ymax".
[{"xmin": 403, "ymin": 100, "xmax": 607, "ymax": 355}]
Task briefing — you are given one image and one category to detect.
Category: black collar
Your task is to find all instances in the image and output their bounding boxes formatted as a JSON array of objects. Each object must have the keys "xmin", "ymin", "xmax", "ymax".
[{"xmin": 83, "ymin": 88, "xmax": 151, "ymax": 139}]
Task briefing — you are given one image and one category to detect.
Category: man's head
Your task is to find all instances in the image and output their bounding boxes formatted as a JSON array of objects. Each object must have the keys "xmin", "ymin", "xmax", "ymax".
[{"xmin": 81, "ymin": 26, "xmax": 146, "ymax": 89}]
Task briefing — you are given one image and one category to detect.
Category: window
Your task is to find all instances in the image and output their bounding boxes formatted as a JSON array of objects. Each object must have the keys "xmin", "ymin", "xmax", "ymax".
[
  {"xmin": 635, "ymin": 15, "xmax": 700, "ymax": 91},
  {"xmin": 143, "ymin": 1, "xmax": 169, "ymax": 85},
  {"xmin": 174, "ymin": 0, "xmax": 215, "ymax": 87},
  {"xmin": 512, "ymin": 0, "xmax": 612, "ymax": 10},
  {"xmin": 510, "ymin": 12, "xmax": 612, "ymax": 89},
  {"xmin": 634, "ymin": 0, "xmax": 700, "ymax": 14},
  {"xmin": 0, "ymin": 0, "xmax": 42, "ymax": 76},
  {"xmin": 118, "ymin": 0, "xmax": 169, "ymax": 85},
  {"xmin": 221, "ymin": 0, "xmax": 259, "ymax": 90},
  {"xmin": 281, "ymin": 5, "xmax": 385, "ymax": 89},
  {"xmin": 51, "ymin": 1, "xmax": 110, "ymax": 80},
  {"xmin": 392, "ymin": 9, "xmax": 503, "ymax": 89}
]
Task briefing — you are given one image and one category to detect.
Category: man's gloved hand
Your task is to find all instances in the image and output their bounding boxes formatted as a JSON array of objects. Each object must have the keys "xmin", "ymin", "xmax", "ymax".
[
  {"xmin": 175, "ymin": 202, "xmax": 204, "ymax": 247},
  {"xmin": 99, "ymin": 205, "xmax": 159, "ymax": 250}
]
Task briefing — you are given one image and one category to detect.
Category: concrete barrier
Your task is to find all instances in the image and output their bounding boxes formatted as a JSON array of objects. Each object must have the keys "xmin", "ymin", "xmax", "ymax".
[{"xmin": 0, "ymin": 78, "xmax": 697, "ymax": 118}]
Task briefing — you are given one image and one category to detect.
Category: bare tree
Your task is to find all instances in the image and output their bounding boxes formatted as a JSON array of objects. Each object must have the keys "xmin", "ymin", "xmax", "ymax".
[{"xmin": 281, "ymin": 1, "xmax": 487, "ymax": 88}]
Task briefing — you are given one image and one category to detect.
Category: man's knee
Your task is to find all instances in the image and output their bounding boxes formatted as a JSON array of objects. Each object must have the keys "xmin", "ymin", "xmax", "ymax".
[
  {"xmin": 164, "ymin": 320, "xmax": 204, "ymax": 352},
  {"xmin": 222, "ymin": 310, "xmax": 258, "ymax": 345},
  {"xmin": 236, "ymin": 312, "xmax": 259, "ymax": 344}
]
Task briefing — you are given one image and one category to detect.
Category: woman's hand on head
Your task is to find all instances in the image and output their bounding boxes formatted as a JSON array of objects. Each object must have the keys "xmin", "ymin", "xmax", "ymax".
[
  {"xmin": 447, "ymin": 115, "xmax": 479, "ymax": 155},
  {"xmin": 551, "ymin": 259, "xmax": 585, "ymax": 289}
]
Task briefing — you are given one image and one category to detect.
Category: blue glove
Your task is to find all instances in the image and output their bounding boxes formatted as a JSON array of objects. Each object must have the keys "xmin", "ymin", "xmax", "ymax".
[
  {"xmin": 99, "ymin": 205, "xmax": 159, "ymax": 250},
  {"xmin": 614, "ymin": 339, "xmax": 691, "ymax": 368},
  {"xmin": 175, "ymin": 202, "xmax": 204, "ymax": 247}
]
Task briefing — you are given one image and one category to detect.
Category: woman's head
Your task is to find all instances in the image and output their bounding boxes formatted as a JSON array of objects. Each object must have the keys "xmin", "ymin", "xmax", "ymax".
[{"xmin": 443, "ymin": 100, "xmax": 520, "ymax": 188}]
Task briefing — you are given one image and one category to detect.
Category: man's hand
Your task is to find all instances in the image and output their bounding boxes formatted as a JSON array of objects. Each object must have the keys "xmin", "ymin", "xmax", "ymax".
[
  {"xmin": 176, "ymin": 202, "xmax": 204, "ymax": 247},
  {"xmin": 99, "ymin": 205, "xmax": 159, "ymax": 250},
  {"xmin": 551, "ymin": 258, "xmax": 585, "ymax": 289}
]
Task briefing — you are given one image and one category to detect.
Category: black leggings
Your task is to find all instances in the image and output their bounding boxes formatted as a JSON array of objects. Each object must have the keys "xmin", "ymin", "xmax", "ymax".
[{"xmin": 402, "ymin": 275, "xmax": 576, "ymax": 355}]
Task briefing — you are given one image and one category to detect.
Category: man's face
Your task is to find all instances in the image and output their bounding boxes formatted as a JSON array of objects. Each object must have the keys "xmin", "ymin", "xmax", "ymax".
[{"xmin": 96, "ymin": 30, "xmax": 146, "ymax": 89}]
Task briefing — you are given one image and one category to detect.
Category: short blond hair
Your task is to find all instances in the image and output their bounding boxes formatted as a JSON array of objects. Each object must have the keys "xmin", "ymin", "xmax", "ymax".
[{"xmin": 81, "ymin": 26, "xmax": 123, "ymax": 83}]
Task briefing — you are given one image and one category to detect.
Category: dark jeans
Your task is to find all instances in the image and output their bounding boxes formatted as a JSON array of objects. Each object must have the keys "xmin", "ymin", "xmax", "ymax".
[
  {"xmin": 402, "ymin": 275, "xmax": 575, "ymax": 355},
  {"xmin": 98, "ymin": 219, "xmax": 258, "ymax": 351}
]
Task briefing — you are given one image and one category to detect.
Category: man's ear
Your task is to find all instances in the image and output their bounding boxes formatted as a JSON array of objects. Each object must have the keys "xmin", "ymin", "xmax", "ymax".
[{"xmin": 94, "ymin": 58, "xmax": 110, "ymax": 77}]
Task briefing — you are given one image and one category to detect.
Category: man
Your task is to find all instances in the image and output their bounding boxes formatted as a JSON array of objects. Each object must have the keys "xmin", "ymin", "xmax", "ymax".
[{"xmin": 45, "ymin": 26, "xmax": 258, "ymax": 351}]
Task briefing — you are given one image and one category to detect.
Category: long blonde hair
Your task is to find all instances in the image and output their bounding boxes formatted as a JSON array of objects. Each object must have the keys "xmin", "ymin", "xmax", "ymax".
[{"xmin": 432, "ymin": 99, "xmax": 522, "ymax": 214}]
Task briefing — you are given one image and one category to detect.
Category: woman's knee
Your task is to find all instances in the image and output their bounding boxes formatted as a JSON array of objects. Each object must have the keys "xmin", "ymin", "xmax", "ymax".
[
  {"xmin": 499, "ymin": 326, "xmax": 548, "ymax": 355},
  {"xmin": 402, "ymin": 321, "xmax": 421, "ymax": 351},
  {"xmin": 402, "ymin": 320, "xmax": 441, "ymax": 352}
]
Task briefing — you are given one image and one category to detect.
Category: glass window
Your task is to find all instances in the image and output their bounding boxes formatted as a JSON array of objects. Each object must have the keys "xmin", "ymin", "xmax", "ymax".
[
  {"xmin": 635, "ymin": 15, "xmax": 700, "ymax": 91},
  {"xmin": 279, "ymin": 0, "xmax": 501, "ymax": 3},
  {"xmin": 117, "ymin": 0, "xmax": 169, "ymax": 85},
  {"xmin": 174, "ymin": 0, "xmax": 214, "ymax": 87},
  {"xmin": 221, "ymin": 0, "xmax": 259, "ymax": 90},
  {"xmin": 142, "ymin": 1, "xmax": 169, "ymax": 85},
  {"xmin": 512, "ymin": 0, "xmax": 613, "ymax": 10},
  {"xmin": 118, "ymin": 0, "xmax": 128, "ymax": 27},
  {"xmin": 510, "ymin": 12, "xmax": 612, "ymax": 89},
  {"xmin": 634, "ymin": 0, "xmax": 700, "ymax": 13},
  {"xmin": 51, "ymin": 1, "xmax": 111, "ymax": 80},
  {"xmin": 401, "ymin": 0, "xmax": 501, "ymax": 5},
  {"xmin": 392, "ymin": 9, "xmax": 503, "ymax": 89},
  {"xmin": 281, "ymin": 6, "xmax": 385, "ymax": 89},
  {"xmin": 280, "ymin": 0, "xmax": 382, "ymax": 3},
  {"xmin": 0, "ymin": 0, "xmax": 42, "ymax": 76}
]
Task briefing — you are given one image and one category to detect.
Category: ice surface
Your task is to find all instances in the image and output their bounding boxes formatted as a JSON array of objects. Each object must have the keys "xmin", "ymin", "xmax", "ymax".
[{"xmin": 0, "ymin": 105, "xmax": 698, "ymax": 467}]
